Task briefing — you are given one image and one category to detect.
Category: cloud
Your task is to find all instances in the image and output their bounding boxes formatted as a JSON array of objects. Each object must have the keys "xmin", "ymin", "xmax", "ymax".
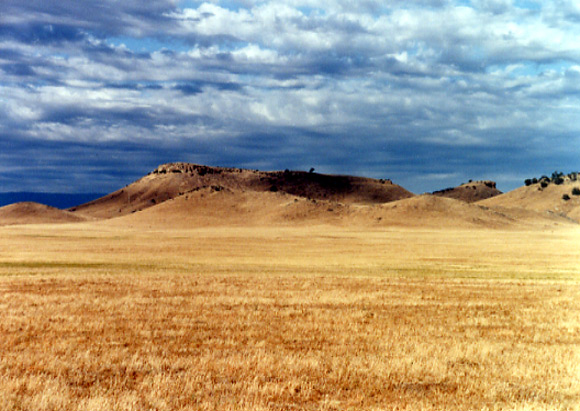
[
  {"xmin": 0, "ymin": 23, "xmax": 87, "ymax": 45},
  {"xmin": 1, "ymin": 62, "xmax": 36, "ymax": 77},
  {"xmin": 1, "ymin": 0, "xmax": 178, "ymax": 38},
  {"xmin": 1, "ymin": 0, "xmax": 580, "ymax": 194}
]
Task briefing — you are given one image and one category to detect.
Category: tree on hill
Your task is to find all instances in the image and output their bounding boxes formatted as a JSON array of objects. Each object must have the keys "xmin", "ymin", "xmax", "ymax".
[
  {"xmin": 552, "ymin": 171, "xmax": 564, "ymax": 180},
  {"xmin": 523, "ymin": 171, "xmax": 580, "ymax": 187}
]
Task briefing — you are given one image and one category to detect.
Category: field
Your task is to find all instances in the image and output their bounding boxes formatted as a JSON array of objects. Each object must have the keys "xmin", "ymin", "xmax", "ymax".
[{"xmin": 1, "ymin": 223, "xmax": 579, "ymax": 410}]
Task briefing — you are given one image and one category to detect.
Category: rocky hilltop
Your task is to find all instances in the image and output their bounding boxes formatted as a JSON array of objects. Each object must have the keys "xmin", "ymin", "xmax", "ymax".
[{"xmin": 69, "ymin": 163, "xmax": 415, "ymax": 219}]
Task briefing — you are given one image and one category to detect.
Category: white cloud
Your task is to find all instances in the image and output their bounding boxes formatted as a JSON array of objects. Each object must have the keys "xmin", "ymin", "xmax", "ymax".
[{"xmin": 231, "ymin": 44, "xmax": 283, "ymax": 64}]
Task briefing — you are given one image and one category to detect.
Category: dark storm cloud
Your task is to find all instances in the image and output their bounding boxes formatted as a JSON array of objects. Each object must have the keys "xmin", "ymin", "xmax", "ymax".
[
  {"xmin": 0, "ymin": 133, "xmax": 193, "ymax": 193},
  {"xmin": 2, "ymin": 0, "xmax": 580, "ymax": 195},
  {"xmin": 174, "ymin": 83, "xmax": 204, "ymax": 95},
  {"xmin": 0, "ymin": 23, "xmax": 87, "ymax": 44},
  {"xmin": 1, "ymin": 63, "xmax": 36, "ymax": 77},
  {"xmin": 1, "ymin": 0, "xmax": 177, "ymax": 37},
  {"xmin": 173, "ymin": 80, "xmax": 243, "ymax": 95},
  {"xmin": 36, "ymin": 103, "xmax": 219, "ymax": 133},
  {"xmin": 103, "ymin": 82, "xmax": 163, "ymax": 91}
]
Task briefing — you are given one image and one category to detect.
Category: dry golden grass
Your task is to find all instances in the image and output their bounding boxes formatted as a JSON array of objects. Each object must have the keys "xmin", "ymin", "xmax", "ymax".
[{"xmin": 1, "ymin": 223, "xmax": 579, "ymax": 410}]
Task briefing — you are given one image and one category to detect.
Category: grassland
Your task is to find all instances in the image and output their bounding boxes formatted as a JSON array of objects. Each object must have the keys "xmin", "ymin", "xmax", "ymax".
[{"xmin": 1, "ymin": 223, "xmax": 579, "ymax": 410}]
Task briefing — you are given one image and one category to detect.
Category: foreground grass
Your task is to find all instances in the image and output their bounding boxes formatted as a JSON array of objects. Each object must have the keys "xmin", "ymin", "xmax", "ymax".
[{"xmin": 0, "ymin": 224, "xmax": 579, "ymax": 410}]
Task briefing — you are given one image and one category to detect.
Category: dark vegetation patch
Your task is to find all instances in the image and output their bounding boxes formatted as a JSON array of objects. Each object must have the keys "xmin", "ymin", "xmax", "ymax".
[{"xmin": 526, "ymin": 171, "xmax": 579, "ymax": 188}]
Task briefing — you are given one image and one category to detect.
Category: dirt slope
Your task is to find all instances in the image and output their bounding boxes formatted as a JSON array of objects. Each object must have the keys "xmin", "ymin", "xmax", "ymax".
[
  {"xmin": 104, "ymin": 188, "xmax": 574, "ymax": 230},
  {"xmin": 433, "ymin": 181, "xmax": 502, "ymax": 203},
  {"xmin": 478, "ymin": 180, "xmax": 580, "ymax": 223},
  {"xmin": 70, "ymin": 163, "xmax": 415, "ymax": 219},
  {"xmin": 0, "ymin": 202, "xmax": 89, "ymax": 226},
  {"xmin": 359, "ymin": 194, "xmax": 573, "ymax": 229},
  {"xmin": 101, "ymin": 187, "xmax": 312, "ymax": 228}
]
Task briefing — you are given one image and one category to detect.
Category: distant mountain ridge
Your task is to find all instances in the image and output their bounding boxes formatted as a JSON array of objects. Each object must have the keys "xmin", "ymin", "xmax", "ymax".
[{"xmin": 0, "ymin": 192, "xmax": 105, "ymax": 209}]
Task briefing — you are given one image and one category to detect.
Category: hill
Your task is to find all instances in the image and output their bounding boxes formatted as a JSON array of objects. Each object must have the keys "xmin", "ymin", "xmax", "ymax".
[
  {"xmin": 2, "ymin": 164, "xmax": 577, "ymax": 229},
  {"xmin": 0, "ymin": 202, "xmax": 89, "ymax": 226},
  {"xmin": 432, "ymin": 180, "xmax": 502, "ymax": 203},
  {"xmin": 69, "ymin": 163, "xmax": 415, "ymax": 219},
  {"xmin": 478, "ymin": 178, "xmax": 580, "ymax": 223},
  {"xmin": 103, "ymin": 187, "xmax": 574, "ymax": 230},
  {"xmin": 348, "ymin": 194, "xmax": 572, "ymax": 229},
  {"xmin": 0, "ymin": 192, "xmax": 104, "ymax": 209}
]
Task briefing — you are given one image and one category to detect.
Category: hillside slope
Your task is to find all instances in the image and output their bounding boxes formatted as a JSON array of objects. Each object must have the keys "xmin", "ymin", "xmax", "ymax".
[
  {"xmin": 0, "ymin": 202, "xmax": 89, "ymax": 226},
  {"xmin": 478, "ymin": 179, "xmax": 580, "ymax": 222},
  {"xmin": 433, "ymin": 180, "xmax": 502, "ymax": 203},
  {"xmin": 102, "ymin": 188, "xmax": 575, "ymax": 230},
  {"xmin": 70, "ymin": 163, "xmax": 415, "ymax": 219}
]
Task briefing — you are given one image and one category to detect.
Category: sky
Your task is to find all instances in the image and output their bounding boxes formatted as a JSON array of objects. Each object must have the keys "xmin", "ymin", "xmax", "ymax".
[{"xmin": 1, "ymin": 0, "xmax": 580, "ymax": 195}]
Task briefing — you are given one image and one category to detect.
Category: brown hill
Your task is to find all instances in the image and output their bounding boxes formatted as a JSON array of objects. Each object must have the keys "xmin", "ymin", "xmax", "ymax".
[
  {"xmin": 0, "ymin": 202, "xmax": 89, "ymax": 226},
  {"xmin": 478, "ymin": 179, "xmax": 580, "ymax": 223},
  {"xmin": 69, "ymin": 163, "xmax": 415, "ymax": 219},
  {"xmin": 433, "ymin": 180, "xmax": 502, "ymax": 203},
  {"xmin": 105, "ymin": 188, "xmax": 574, "ymax": 230},
  {"xmin": 100, "ymin": 186, "xmax": 322, "ymax": 228},
  {"xmin": 354, "ymin": 194, "xmax": 573, "ymax": 229}
]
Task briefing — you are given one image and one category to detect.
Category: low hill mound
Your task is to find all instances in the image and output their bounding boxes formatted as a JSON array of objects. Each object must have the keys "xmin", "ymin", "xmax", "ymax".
[
  {"xmin": 70, "ymin": 163, "xmax": 414, "ymax": 219},
  {"xmin": 104, "ymin": 187, "xmax": 285, "ymax": 228},
  {"xmin": 478, "ymin": 179, "xmax": 580, "ymax": 223},
  {"xmin": 0, "ymin": 202, "xmax": 89, "ymax": 226},
  {"xmin": 103, "ymin": 189, "xmax": 574, "ymax": 230},
  {"xmin": 368, "ymin": 195, "xmax": 516, "ymax": 229},
  {"xmin": 433, "ymin": 180, "xmax": 502, "ymax": 203}
]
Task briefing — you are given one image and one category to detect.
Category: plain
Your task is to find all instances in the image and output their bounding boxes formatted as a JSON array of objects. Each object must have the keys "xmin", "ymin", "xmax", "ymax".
[{"xmin": 1, "ymin": 222, "xmax": 579, "ymax": 411}]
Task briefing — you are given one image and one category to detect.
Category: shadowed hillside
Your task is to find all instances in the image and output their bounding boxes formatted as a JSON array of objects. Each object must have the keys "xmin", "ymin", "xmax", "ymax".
[{"xmin": 433, "ymin": 180, "xmax": 501, "ymax": 203}]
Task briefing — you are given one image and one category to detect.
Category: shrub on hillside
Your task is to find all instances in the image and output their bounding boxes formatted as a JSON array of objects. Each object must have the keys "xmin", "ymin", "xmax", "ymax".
[
  {"xmin": 572, "ymin": 187, "xmax": 580, "ymax": 196},
  {"xmin": 525, "ymin": 179, "xmax": 533, "ymax": 186},
  {"xmin": 541, "ymin": 181, "xmax": 549, "ymax": 188},
  {"xmin": 563, "ymin": 194, "xmax": 571, "ymax": 201},
  {"xmin": 552, "ymin": 171, "xmax": 564, "ymax": 181}
]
